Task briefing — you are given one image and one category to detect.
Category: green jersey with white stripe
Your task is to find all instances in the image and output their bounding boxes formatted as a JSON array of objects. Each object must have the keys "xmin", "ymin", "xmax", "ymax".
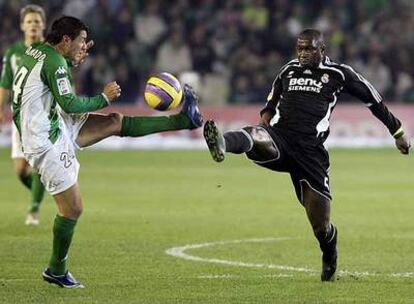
[
  {"xmin": 0, "ymin": 42, "xmax": 26, "ymax": 90},
  {"xmin": 12, "ymin": 43, "xmax": 109, "ymax": 154}
]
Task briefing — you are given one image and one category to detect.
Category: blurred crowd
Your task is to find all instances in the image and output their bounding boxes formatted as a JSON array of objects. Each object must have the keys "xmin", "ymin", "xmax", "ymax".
[{"xmin": 1, "ymin": 0, "xmax": 414, "ymax": 104}]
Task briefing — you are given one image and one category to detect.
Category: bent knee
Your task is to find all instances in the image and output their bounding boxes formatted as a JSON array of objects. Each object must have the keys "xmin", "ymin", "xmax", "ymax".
[
  {"xmin": 109, "ymin": 112, "xmax": 123, "ymax": 126},
  {"xmin": 243, "ymin": 126, "xmax": 279, "ymax": 162},
  {"xmin": 108, "ymin": 112, "xmax": 124, "ymax": 134},
  {"xmin": 69, "ymin": 204, "xmax": 83, "ymax": 219}
]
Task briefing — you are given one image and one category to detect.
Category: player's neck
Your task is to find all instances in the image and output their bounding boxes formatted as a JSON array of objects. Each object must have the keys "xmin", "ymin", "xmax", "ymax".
[{"xmin": 24, "ymin": 36, "xmax": 44, "ymax": 47}]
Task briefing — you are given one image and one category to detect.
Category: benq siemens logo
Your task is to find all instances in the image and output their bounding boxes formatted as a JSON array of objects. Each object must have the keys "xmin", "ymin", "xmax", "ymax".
[{"xmin": 288, "ymin": 77, "xmax": 323, "ymax": 93}]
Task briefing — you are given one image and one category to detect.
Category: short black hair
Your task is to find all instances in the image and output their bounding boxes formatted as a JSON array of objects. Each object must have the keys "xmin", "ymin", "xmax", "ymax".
[
  {"xmin": 299, "ymin": 28, "xmax": 323, "ymax": 41},
  {"xmin": 45, "ymin": 16, "xmax": 88, "ymax": 45}
]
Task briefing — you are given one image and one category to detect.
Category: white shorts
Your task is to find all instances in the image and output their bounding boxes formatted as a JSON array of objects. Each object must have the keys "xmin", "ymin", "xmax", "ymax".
[
  {"xmin": 25, "ymin": 113, "xmax": 89, "ymax": 195},
  {"xmin": 11, "ymin": 123, "xmax": 25, "ymax": 159}
]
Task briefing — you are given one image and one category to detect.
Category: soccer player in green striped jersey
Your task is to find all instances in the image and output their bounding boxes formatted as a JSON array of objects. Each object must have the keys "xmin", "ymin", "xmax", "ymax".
[
  {"xmin": 0, "ymin": 5, "xmax": 46, "ymax": 225},
  {"xmin": 12, "ymin": 16, "xmax": 203, "ymax": 288}
]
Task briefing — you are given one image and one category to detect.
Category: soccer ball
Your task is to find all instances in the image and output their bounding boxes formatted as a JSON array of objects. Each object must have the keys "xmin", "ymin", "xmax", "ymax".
[{"xmin": 144, "ymin": 72, "xmax": 183, "ymax": 111}]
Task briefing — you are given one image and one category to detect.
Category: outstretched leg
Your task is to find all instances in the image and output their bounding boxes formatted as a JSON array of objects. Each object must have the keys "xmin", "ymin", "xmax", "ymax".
[
  {"xmin": 301, "ymin": 182, "xmax": 337, "ymax": 282},
  {"xmin": 203, "ymin": 120, "xmax": 279, "ymax": 162},
  {"xmin": 76, "ymin": 85, "xmax": 203, "ymax": 148}
]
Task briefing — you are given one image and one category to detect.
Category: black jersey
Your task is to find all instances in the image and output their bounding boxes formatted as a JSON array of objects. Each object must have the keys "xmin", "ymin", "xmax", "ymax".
[{"xmin": 261, "ymin": 56, "xmax": 401, "ymax": 144}]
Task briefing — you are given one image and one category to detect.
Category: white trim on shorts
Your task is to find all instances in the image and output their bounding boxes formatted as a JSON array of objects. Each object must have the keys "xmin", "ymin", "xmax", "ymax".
[{"xmin": 299, "ymin": 179, "xmax": 332, "ymax": 205}]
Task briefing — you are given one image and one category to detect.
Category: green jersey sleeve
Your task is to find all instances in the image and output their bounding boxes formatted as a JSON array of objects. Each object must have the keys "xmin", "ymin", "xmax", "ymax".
[
  {"xmin": 41, "ymin": 53, "xmax": 108, "ymax": 113},
  {"xmin": 0, "ymin": 47, "xmax": 14, "ymax": 89}
]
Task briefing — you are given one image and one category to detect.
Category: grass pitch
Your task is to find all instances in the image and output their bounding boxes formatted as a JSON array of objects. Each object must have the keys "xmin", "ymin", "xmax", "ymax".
[{"xmin": 0, "ymin": 148, "xmax": 413, "ymax": 303}]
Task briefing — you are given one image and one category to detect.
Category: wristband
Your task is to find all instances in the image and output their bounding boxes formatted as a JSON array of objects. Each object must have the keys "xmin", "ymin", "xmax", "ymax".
[
  {"xmin": 393, "ymin": 127, "xmax": 404, "ymax": 139},
  {"xmin": 101, "ymin": 93, "xmax": 110, "ymax": 104}
]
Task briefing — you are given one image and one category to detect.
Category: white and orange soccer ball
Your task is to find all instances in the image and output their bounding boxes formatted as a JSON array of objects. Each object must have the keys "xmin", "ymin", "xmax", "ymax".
[{"xmin": 144, "ymin": 72, "xmax": 183, "ymax": 111}]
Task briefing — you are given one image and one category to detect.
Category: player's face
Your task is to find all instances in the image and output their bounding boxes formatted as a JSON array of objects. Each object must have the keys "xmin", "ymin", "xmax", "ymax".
[
  {"xmin": 21, "ymin": 13, "xmax": 45, "ymax": 40},
  {"xmin": 67, "ymin": 30, "xmax": 88, "ymax": 61},
  {"xmin": 296, "ymin": 38, "xmax": 323, "ymax": 68}
]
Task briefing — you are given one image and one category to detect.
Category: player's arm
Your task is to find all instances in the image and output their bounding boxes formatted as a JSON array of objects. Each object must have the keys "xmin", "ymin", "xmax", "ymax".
[
  {"xmin": 341, "ymin": 64, "xmax": 410, "ymax": 154},
  {"xmin": 0, "ymin": 48, "xmax": 13, "ymax": 126},
  {"xmin": 42, "ymin": 57, "xmax": 121, "ymax": 113},
  {"xmin": 260, "ymin": 74, "xmax": 283, "ymax": 126}
]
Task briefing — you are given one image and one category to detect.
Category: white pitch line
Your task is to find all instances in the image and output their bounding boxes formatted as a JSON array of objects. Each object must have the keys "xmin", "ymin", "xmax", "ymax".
[
  {"xmin": 165, "ymin": 237, "xmax": 414, "ymax": 278},
  {"xmin": 166, "ymin": 237, "xmax": 315, "ymax": 273},
  {"xmin": 197, "ymin": 273, "xmax": 293, "ymax": 279}
]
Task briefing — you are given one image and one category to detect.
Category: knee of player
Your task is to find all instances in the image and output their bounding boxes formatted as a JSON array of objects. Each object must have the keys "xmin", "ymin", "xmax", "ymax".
[
  {"xmin": 312, "ymin": 223, "xmax": 331, "ymax": 241},
  {"xmin": 109, "ymin": 112, "xmax": 123, "ymax": 132},
  {"xmin": 70, "ymin": 203, "xmax": 83, "ymax": 218},
  {"xmin": 110, "ymin": 112, "xmax": 123, "ymax": 124}
]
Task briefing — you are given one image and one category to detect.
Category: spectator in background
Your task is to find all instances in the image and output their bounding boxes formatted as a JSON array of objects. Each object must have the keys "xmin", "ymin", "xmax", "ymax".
[
  {"xmin": 0, "ymin": 0, "xmax": 413, "ymax": 105},
  {"xmin": 242, "ymin": 0, "xmax": 269, "ymax": 33},
  {"xmin": 134, "ymin": 1, "xmax": 166, "ymax": 48},
  {"xmin": 189, "ymin": 24, "xmax": 215, "ymax": 75},
  {"xmin": 364, "ymin": 54, "xmax": 392, "ymax": 97},
  {"xmin": 229, "ymin": 75, "xmax": 256, "ymax": 104},
  {"xmin": 155, "ymin": 25, "xmax": 192, "ymax": 75}
]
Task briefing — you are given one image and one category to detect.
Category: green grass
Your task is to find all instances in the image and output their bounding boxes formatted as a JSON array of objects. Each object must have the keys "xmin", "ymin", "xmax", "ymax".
[{"xmin": 0, "ymin": 148, "xmax": 413, "ymax": 303}]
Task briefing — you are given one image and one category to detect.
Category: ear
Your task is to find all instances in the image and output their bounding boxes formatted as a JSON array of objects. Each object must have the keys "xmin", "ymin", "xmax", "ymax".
[{"xmin": 62, "ymin": 35, "xmax": 72, "ymax": 44}]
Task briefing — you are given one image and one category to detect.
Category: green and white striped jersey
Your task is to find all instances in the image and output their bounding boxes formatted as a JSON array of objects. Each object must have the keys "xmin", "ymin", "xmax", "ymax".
[
  {"xmin": 12, "ymin": 43, "xmax": 109, "ymax": 154},
  {"xmin": 0, "ymin": 42, "xmax": 26, "ymax": 90}
]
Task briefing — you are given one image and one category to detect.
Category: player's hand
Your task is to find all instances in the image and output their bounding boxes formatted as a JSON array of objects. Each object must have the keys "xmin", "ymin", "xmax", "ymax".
[
  {"xmin": 395, "ymin": 135, "xmax": 410, "ymax": 155},
  {"xmin": 103, "ymin": 81, "xmax": 121, "ymax": 102},
  {"xmin": 73, "ymin": 40, "xmax": 94, "ymax": 67},
  {"xmin": 260, "ymin": 110, "xmax": 273, "ymax": 126}
]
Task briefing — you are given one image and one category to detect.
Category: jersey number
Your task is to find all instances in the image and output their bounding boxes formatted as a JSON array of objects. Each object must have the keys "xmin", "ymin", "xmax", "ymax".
[
  {"xmin": 12, "ymin": 66, "xmax": 29, "ymax": 104},
  {"xmin": 60, "ymin": 152, "xmax": 74, "ymax": 168}
]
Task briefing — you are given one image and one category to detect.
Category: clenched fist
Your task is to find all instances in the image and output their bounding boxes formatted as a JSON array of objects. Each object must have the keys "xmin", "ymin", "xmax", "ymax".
[
  {"xmin": 396, "ymin": 135, "xmax": 411, "ymax": 155},
  {"xmin": 103, "ymin": 81, "xmax": 122, "ymax": 102}
]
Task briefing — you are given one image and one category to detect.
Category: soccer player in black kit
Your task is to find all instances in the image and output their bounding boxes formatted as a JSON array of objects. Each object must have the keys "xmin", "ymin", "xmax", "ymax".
[{"xmin": 203, "ymin": 29, "xmax": 411, "ymax": 281}]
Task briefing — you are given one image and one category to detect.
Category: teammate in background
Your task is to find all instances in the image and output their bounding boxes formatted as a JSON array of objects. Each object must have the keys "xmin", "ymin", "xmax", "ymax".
[
  {"xmin": 204, "ymin": 29, "xmax": 410, "ymax": 282},
  {"xmin": 13, "ymin": 16, "xmax": 203, "ymax": 288},
  {"xmin": 0, "ymin": 5, "xmax": 47, "ymax": 225}
]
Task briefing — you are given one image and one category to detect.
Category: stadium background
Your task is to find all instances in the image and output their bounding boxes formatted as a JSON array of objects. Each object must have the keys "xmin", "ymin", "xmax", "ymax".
[{"xmin": 1, "ymin": 0, "xmax": 413, "ymax": 148}]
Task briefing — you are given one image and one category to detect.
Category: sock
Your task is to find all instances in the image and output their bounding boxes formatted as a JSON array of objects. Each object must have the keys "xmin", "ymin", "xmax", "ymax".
[
  {"xmin": 223, "ymin": 130, "xmax": 253, "ymax": 154},
  {"xmin": 316, "ymin": 223, "xmax": 337, "ymax": 254},
  {"xmin": 121, "ymin": 114, "xmax": 191, "ymax": 137},
  {"xmin": 29, "ymin": 172, "xmax": 45, "ymax": 213},
  {"xmin": 49, "ymin": 215, "xmax": 77, "ymax": 275},
  {"xmin": 19, "ymin": 173, "xmax": 32, "ymax": 190}
]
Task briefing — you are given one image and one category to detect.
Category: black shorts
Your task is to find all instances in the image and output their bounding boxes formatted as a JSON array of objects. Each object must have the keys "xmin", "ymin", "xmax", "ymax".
[{"xmin": 246, "ymin": 126, "xmax": 331, "ymax": 205}]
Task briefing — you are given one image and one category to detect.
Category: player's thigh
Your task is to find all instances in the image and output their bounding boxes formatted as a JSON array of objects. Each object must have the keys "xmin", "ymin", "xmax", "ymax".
[
  {"xmin": 76, "ymin": 113, "xmax": 123, "ymax": 148},
  {"xmin": 53, "ymin": 182, "xmax": 83, "ymax": 220},
  {"xmin": 244, "ymin": 126, "xmax": 281, "ymax": 162}
]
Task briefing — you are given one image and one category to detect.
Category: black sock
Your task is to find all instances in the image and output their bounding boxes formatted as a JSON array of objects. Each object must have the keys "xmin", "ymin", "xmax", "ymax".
[{"xmin": 223, "ymin": 130, "xmax": 253, "ymax": 154}]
